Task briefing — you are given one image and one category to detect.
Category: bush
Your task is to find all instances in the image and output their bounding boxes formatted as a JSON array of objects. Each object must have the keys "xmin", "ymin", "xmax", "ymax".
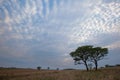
[{"xmin": 37, "ymin": 66, "xmax": 41, "ymax": 70}]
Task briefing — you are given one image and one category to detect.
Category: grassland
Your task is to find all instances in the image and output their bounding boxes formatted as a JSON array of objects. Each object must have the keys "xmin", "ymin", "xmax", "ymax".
[{"xmin": 0, "ymin": 67, "xmax": 120, "ymax": 80}]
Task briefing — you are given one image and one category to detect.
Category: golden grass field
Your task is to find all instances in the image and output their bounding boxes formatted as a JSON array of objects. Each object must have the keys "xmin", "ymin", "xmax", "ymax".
[{"xmin": 0, "ymin": 67, "xmax": 120, "ymax": 80}]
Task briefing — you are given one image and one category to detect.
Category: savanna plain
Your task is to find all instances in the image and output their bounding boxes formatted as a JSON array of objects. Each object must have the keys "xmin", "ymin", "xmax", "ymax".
[{"xmin": 0, "ymin": 67, "xmax": 120, "ymax": 80}]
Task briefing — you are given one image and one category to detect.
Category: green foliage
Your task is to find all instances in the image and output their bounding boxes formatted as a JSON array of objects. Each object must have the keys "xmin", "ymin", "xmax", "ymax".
[
  {"xmin": 70, "ymin": 45, "xmax": 108, "ymax": 71},
  {"xmin": 90, "ymin": 47, "xmax": 108, "ymax": 70},
  {"xmin": 70, "ymin": 45, "xmax": 93, "ymax": 71},
  {"xmin": 90, "ymin": 47, "xmax": 108, "ymax": 61}
]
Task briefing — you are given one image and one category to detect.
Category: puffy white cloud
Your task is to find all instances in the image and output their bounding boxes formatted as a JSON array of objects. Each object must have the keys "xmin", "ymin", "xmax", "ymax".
[{"xmin": 68, "ymin": 1, "xmax": 120, "ymax": 45}]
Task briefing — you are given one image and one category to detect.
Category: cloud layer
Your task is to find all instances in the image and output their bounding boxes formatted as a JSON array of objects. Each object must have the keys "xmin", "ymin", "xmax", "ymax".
[{"xmin": 0, "ymin": 0, "xmax": 120, "ymax": 69}]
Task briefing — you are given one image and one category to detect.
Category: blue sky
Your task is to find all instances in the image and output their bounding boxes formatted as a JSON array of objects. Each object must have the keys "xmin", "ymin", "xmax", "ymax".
[{"xmin": 0, "ymin": 0, "xmax": 120, "ymax": 69}]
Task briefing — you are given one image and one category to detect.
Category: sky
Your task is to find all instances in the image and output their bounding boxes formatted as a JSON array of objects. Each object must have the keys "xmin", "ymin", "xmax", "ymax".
[{"xmin": 0, "ymin": 0, "xmax": 120, "ymax": 69}]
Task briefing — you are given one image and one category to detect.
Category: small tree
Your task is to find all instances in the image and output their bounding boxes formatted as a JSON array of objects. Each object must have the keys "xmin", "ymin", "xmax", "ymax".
[
  {"xmin": 57, "ymin": 68, "xmax": 59, "ymax": 70},
  {"xmin": 37, "ymin": 66, "xmax": 41, "ymax": 70},
  {"xmin": 47, "ymin": 67, "xmax": 50, "ymax": 70},
  {"xmin": 90, "ymin": 47, "xmax": 108, "ymax": 70}
]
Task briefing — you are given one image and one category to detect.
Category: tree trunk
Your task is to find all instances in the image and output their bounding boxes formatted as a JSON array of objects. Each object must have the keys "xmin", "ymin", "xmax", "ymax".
[
  {"xmin": 95, "ymin": 60, "xmax": 98, "ymax": 71},
  {"xmin": 84, "ymin": 61, "xmax": 89, "ymax": 71}
]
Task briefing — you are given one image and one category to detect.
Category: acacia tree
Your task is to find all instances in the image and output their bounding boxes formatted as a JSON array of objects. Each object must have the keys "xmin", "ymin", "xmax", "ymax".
[
  {"xmin": 70, "ymin": 45, "xmax": 93, "ymax": 71},
  {"xmin": 70, "ymin": 45, "xmax": 108, "ymax": 71},
  {"xmin": 90, "ymin": 47, "xmax": 108, "ymax": 70}
]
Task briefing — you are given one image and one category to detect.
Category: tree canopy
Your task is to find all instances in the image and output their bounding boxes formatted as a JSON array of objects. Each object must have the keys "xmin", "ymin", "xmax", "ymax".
[
  {"xmin": 70, "ymin": 45, "xmax": 108, "ymax": 71},
  {"xmin": 90, "ymin": 47, "xmax": 108, "ymax": 70}
]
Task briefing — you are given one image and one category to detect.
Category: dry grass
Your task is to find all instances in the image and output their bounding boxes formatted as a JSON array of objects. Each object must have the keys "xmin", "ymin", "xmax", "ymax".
[{"xmin": 0, "ymin": 67, "xmax": 120, "ymax": 80}]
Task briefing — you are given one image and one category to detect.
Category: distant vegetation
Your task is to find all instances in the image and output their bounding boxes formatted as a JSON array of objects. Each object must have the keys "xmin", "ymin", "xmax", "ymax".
[
  {"xmin": 105, "ymin": 64, "xmax": 120, "ymax": 68},
  {"xmin": 37, "ymin": 66, "xmax": 41, "ymax": 70},
  {"xmin": 70, "ymin": 45, "xmax": 108, "ymax": 71}
]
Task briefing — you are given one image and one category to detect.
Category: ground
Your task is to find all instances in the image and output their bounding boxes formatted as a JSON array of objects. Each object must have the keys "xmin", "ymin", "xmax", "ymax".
[{"xmin": 0, "ymin": 67, "xmax": 120, "ymax": 80}]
